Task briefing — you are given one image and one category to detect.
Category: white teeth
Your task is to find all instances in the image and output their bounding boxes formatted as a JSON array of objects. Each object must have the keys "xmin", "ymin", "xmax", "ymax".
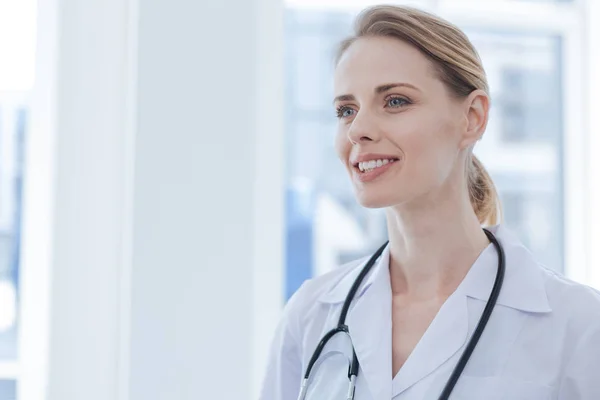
[{"xmin": 358, "ymin": 158, "xmax": 396, "ymax": 172}]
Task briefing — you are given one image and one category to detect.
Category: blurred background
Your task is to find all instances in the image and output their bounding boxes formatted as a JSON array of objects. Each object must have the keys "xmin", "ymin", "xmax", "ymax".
[
  {"xmin": 0, "ymin": 0, "xmax": 598, "ymax": 399},
  {"xmin": 284, "ymin": 2, "xmax": 569, "ymax": 299}
]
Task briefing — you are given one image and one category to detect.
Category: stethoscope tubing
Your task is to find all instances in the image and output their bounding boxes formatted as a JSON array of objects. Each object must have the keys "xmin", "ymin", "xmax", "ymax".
[{"xmin": 299, "ymin": 228, "xmax": 505, "ymax": 400}]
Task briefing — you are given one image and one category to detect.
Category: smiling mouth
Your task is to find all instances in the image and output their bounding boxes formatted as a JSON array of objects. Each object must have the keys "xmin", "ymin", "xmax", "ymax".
[{"xmin": 355, "ymin": 158, "xmax": 399, "ymax": 173}]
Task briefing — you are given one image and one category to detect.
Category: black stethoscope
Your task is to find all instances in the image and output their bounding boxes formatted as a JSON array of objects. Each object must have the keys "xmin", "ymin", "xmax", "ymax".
[{"xmin": 297, "ymin": 228, "xmax": 505, "ymax": 400}]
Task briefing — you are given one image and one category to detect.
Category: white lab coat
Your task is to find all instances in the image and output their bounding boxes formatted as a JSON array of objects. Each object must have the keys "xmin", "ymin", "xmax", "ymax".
[{"xmin": 259, "ymin": 225, "xmax": 600, "ymax": 399}]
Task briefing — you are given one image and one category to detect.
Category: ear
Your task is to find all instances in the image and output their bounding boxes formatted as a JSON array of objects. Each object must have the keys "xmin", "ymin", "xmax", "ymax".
[{"xmin": 459, "ymin": 89, "xmax": 489, "ymax": 150}]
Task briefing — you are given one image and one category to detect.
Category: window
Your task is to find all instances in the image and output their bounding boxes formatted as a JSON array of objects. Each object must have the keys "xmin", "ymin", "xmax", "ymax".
[
  {"xmin": 0, "ymin": 1, "xmax": 36, "ymax": 398},
  {"xmin": 284, "ymin": 0, "xmax": 586, "ymax": 298},
  {"xmin": 467, "ymin": 31, "xmax": 564, "ymax": 272},
  {"xmin": 0, "ymin": 94, "xmax": 26, "ymax": 400},
  {"xmin": 0, "ymin": 380, "xmax": 16, "ymax": 400}
]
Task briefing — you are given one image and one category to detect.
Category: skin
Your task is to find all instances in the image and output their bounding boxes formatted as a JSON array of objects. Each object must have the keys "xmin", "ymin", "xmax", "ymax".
[{"xmin": 333, "ymin": 36, "xmax": 492, "ymax": 376}]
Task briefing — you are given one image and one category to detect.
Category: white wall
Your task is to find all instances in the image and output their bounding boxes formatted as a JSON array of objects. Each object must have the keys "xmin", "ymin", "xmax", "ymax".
[{"xmin": 20, "ymin": 0, "xmax": 284, "ymax": 398}]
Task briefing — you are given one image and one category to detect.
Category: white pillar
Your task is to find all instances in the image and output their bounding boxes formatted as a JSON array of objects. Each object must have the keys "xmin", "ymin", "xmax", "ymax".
[
  {"xmin": 129, "ymin": 0, "xmax": 284, "ymax": 398},
  {"xmin": 587, "ymin": 0, "xmax": 600, "ymax": 289},
  {"xmin": 20, "ymin": 0, "xmax": 284, "ymax": 398},
  {"xmin": 20, "ymin": 0, "xmax": 134, "ymax": 399}
]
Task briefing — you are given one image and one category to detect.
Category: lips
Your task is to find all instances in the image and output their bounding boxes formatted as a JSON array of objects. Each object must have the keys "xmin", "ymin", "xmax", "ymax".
[
  {"xmin": 352, "ymin": 158, "xmax": 399, "ymax": 183},
  {"xmin": 349, "ymin": 153, "xmax": 401, "ymax": 183}
]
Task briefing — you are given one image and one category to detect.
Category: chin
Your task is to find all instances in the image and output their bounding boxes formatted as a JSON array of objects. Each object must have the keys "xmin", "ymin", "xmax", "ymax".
[{"xmin": 355, "ymin": 192, "xmax": 399, "ymax": 209}]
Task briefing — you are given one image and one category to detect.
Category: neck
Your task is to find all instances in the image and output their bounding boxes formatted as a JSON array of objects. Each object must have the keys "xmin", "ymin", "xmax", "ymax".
[{"xmin": 386, "ymin": 189, "xmax": 490, "ymax": 301}]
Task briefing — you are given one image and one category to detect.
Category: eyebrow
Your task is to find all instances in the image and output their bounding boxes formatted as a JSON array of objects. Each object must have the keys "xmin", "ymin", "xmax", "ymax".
[{"xmin": 333, "ymin": 82, "xmax": 420, "ymax": 104}]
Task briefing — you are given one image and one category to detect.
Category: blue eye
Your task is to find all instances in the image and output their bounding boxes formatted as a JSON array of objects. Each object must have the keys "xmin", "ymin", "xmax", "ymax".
[
  {"xmin": 387, "ymin": 97, "xmax": 410, "ymax": 108},
  {"xmin": 336, "ymin": 106, "xmax": 356, "ymax": 119}
]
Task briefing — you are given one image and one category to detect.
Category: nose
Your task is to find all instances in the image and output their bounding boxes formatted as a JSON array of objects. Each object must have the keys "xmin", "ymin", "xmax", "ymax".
[{"xmin": 347, "ymin": 109, "xmax": 382, "ymax": 144}]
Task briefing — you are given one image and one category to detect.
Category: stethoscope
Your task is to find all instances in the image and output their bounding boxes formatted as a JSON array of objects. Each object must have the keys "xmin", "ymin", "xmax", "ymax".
[{"xmin": 297, "ymin": 228, "xmax": 505, "ymax": 400}]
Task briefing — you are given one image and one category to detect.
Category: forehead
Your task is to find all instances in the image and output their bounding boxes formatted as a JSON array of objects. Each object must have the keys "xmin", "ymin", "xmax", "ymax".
[{"xmin": 334, "ymin": 36, "xmax": 438, "ymax": 95}]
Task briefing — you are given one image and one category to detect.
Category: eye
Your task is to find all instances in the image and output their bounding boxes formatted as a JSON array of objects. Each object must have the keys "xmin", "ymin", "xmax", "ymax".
[
  {"xmin": 386, "ymin": 96, "xmax": 411, "ymax": 108},
  {"xmin": 336, "ymin": 105, "xmax": 356, "ymax": 119}
]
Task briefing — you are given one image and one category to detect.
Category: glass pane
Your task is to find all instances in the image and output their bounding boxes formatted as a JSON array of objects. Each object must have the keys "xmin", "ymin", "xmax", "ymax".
[
  {"xmin": 0, "ymin": 2, "xmax": 35, "ymax": 378},
  {"xmin": 284, "ymin": 8, "xmax": 565, "ymax": 298},
  {"xmin": 0, "ymin": 380, "xmax": 16, "ymax": 400},
  {"xmin": 0, "ymin": 98, "xmax": 26, "ymax": 361},
  {"xmin": 465, "ymin": 31, "xmax": 564, "ymax": 273}
]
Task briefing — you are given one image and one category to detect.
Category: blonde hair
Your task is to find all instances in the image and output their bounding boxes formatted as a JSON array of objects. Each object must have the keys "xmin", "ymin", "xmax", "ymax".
[{"xmin": 336, "ymin": 5, "xmax": 502, "ymax": 226}]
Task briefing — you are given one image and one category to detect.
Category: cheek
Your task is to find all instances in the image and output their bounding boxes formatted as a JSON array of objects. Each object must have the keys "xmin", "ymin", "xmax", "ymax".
[
  {"xmin": 389, "ymin": 118, "xmax": 457, "ymax": 182},
  {"xmin": 334, "ymin": 126, "xmax": 350, "ymax": 162}
]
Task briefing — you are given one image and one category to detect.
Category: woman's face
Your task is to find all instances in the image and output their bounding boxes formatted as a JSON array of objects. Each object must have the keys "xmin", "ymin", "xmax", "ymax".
[{"xmin": 334, "ymin": 36, "xmax": 482, "ymax": 209}]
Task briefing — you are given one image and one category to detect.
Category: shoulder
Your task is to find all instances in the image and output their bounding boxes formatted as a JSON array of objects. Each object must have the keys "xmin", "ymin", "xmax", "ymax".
[
  {"xmin": 538, "ymin": 268, "xmax": 600, "ymax": 394},
  {"xmin": 260, "ymin": 257, "xmax": 369, "ymax": 399},
  {"xmin": 538, "ymin": 264, "xmax": 600, "ymax": 333},
  {"xmin": 540, "ymin": 265, "xmax": 600, "ymax": 312},
  {"xmin": 277, "ymin": 254, "xmax": 372, "ymax": 347},
  {"xmin": 284, "ymin": 255, "xmax": 368, "ymax": 321},
  {"xmin": 498, "ymin": 224, "xmax": 600, "ymax": 326}
]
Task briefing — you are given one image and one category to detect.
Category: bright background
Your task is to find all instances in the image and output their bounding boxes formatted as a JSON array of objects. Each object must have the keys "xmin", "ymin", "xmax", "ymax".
[{"xmin": 0, "ymin": 0, "xmax": 598, "ymax": 399}]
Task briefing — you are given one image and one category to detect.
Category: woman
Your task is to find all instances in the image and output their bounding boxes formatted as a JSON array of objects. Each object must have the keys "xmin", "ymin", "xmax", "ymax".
[{"xmin": 261, "ymin": 5, "xmax": 600, "ymax": 399}]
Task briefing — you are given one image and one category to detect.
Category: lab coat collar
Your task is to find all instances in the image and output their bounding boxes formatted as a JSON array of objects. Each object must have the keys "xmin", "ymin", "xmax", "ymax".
[
  {"xmin": 460, "ymin": 224, "xmax": 552, "ymax": 313},
  {"xmin": 393, "ymin": 225, "xmax": 552, "ymax": 395},
  {"xmin": 315, "ymin": 224, "xmax": 551, "ymax": 398},
  {"xmin": 317, "ymin": 240, "xmax": 468, "ymax": 400},
  {"xmin": 318, "ymin": 224, "xmax": 551, "ymax": 313}
]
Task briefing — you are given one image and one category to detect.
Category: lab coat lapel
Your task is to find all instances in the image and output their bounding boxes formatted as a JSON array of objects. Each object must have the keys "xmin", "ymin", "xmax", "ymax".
[
  {"xmin": 392, "ymin": 224, "xmax": 552, "ymax": 396},
  {"xmin": 346, "ymin": 249, "xmax": 393, "ymax": 400},
  {"xmin": 392, "ymin": 290, "xmax": 469, "ymax": 396},
  {"xmin": 464, "ymin": 225, "xmax": 552, "ymax": 313},
  {"xmin": 316, "ymin": 225, "xmax": 551, "ymax": 399}
]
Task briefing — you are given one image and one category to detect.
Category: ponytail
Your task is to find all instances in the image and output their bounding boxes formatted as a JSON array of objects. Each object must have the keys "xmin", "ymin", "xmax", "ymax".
[{"xmin": 468, "ymin": 154, "xmax": 502, "ymax": 226}]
